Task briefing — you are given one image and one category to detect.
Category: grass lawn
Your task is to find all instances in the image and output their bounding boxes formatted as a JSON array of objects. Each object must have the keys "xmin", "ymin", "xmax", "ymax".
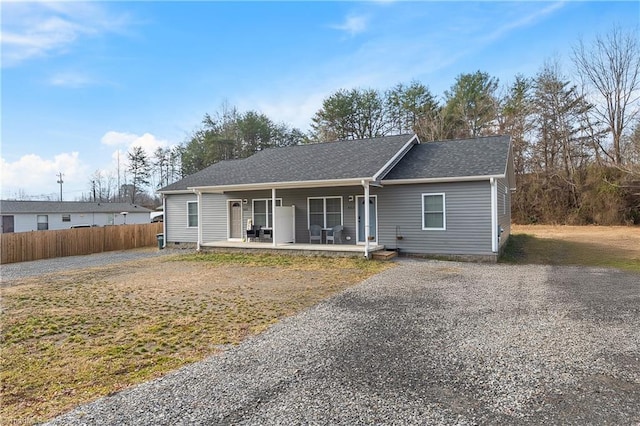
[
  {"xmin": 502, "ymin": 224, "xmax": 640, "ymax": 272},
  {"xmin": 0, "ymin": 252, "xmax": 392, "ymax": 424}
]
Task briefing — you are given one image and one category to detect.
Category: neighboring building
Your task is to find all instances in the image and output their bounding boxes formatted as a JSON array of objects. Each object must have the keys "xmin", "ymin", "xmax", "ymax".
[
  {"xmin": 0, "ymin": 201, "xmax": 153, "ymax": 233},
  {"xmin": 158, "ymin": 134, "xmax": 515, "ymax": 261}
]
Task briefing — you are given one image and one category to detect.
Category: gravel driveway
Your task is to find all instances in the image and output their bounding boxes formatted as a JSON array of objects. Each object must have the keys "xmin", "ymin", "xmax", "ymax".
[
  {"xmin": 0, "ymin": 248, "xmax": 173, "ymax": 281},
  {"xmin": 45, "ymin": 259, "xmax": 639, "ymax": 425}
]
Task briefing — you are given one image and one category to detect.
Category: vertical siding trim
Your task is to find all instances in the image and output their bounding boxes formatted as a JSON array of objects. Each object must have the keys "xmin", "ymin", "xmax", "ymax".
[
  {"xmin": 490, "ymin": 178, "xmax": 497, "ymax": 253},
  {"xmin": 196, "ymin": 191, "xmax": 202, "ymax": 250},
  {"xmin": 162, "ymin": 195, "xmax": 166, "ymax": 248}
]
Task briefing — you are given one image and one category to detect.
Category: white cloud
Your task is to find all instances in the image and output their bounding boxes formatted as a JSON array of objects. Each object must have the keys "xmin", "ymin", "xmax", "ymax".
[
  {"xmin": 0, "ymin": 131, "xmax": 174, "ymax": 199},
  {"xmin": 481, "ymin": 2, "xmax": 565, "ymax": 45},
  {"xmin": 49, "ymin": 71, "xmax": 94, "ymax": 88},
  {"xmin": 0, "ymin": 1, "xmax": 132, "ymax": 67},
  {"xmin": 331, "ymin": 15, "xmax": 369, "ymax": 36},
  {"xmin": 101, "ymin": 131, "xmax": 170, "ymax": 152},
  {"xmin": 0, "ymin": 152, "xmax": 89, "ymax": 199},
  {"xmin": 100, "ymin": 131, "xmax": 173, "ymax": 173},
  {"xmin": 101, "ymin": 131, "xmax": 139, "ymax": 147}
]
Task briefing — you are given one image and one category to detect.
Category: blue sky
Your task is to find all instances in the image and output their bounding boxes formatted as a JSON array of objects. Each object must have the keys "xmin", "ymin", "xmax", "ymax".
[{"xmin": 1, "ymin": 1, "xmax": 638, "ymax": 200}]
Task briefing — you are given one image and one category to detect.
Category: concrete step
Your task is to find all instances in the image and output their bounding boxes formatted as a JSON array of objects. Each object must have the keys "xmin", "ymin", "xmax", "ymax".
[{"xmin": 372, "ymin": 250, "xmax": 398, "ymax": 261}]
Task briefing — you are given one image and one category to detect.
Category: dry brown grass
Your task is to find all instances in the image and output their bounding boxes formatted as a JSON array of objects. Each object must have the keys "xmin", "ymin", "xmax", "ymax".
[
  {"xmin": 0, "ymin": 253, "xmax": 392, "ymax": 425},
  {"xmin": 504, "ymin": 225, "xmax": 640, "ymax": 272}
]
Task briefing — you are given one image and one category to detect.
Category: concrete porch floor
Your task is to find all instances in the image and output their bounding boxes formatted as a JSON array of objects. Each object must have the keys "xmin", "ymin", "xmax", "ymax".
[{"xmin": 200, "ymin": 240, "xmax": 385, "ymax": 255}]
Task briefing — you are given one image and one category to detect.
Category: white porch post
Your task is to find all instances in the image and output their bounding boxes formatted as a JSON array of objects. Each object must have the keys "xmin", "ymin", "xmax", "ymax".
[
  {"xmin": 272, "ymin": 188, "xmax": 277, "ymax": 247},
  {"xmin": 363, "ymin": 181, "xmax": 370, "ymax": 258},
  {"xmin": 196, "ymin": 190, "xmax": 202, "ymax": 251}
]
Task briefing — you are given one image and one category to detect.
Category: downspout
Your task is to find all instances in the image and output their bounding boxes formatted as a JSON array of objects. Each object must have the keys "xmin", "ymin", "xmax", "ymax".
[
  {"xmin": 196, "ymin": 190, "xmax": 203, "ymax": 251},
  {"xmin": 162, "ymin": 194, "xmax": 167, "ymax": 248},
  {"xmin": 272, "ymin": 188, "xmax": 277, "ymax": 247},
  {"xmin": 490, "ymin": 178, "xmax": 497, "ymax": 253},
  {"xmin": 363, "ymin": 180, "xmax": 370, "ymax": 259}
]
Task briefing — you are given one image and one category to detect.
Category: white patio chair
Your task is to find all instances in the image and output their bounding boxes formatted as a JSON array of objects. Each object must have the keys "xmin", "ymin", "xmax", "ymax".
[
  {"xmin": 326, "ymin": 225, "xmax": 343, "ymax": 244},
  {"xmin": 309, "ymin": 224, "xmax": 323, "ymax": 244}
]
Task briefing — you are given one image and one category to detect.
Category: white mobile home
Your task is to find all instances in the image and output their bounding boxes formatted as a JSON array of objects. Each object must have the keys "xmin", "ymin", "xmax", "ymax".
[{"xmin": 0, "ymin": 201, "xmax": 152, "ymax": 233}]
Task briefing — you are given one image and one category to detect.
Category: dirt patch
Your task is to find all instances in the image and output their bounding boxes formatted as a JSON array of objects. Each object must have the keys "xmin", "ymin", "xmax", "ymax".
[
  {"xmin": 512, "ymin": 224, "xmax": 640, "ymax": 253},
  {"xmin": 0, "ymin": 253, "xmax": 392, "ymax": 424},
  {"xmin": 505, "ymin": 225, "xmax": 640, "ymax": 272}
]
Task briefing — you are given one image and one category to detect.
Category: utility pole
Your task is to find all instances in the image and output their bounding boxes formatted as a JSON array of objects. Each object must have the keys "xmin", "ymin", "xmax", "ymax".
[
  {"xmin": 92, "ymin": 180, "xmax": 97, "ymax": 202},
  {"xmin": 56, "ymin": 172, "xmax": 64, "ymax": 201},
  {"xmin": 117, "ymin": 150, "xmax": 121, "ymax": 202}
]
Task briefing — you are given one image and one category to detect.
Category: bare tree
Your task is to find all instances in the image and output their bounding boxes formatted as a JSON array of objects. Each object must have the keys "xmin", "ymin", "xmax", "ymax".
[{"xmin": 572, "ymin": 25, "xmax": 640, "ymax": 165}]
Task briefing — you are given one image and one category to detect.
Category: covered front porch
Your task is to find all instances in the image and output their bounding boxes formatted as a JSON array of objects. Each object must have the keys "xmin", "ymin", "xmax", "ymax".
[{"xmin": 193, "ymin": 179, "xmax": 382, "ymax": 258}]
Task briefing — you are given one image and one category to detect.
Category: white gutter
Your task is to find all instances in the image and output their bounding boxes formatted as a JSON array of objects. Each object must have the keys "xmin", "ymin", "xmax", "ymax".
[
  {"xmin": 191, "ymin": 177, "xmax": 371, "ymax": 194},
  {"xmin": 157, "ymin": 189, "xmax": 195, "ymax": 195},
  {"xmin": 195, "ymin": 189, "xmax": 203, "ymax": 251},
  {"xmin": 382, "ymin": 174, "xmax": 504, "ymax": 185},
  {"xmin": 490, "ymin": 178, "xmax": 497, "ymax": 253},
  {"xmin": 162, "ymin": 195, "xmax": 167, "ymax": 248}
]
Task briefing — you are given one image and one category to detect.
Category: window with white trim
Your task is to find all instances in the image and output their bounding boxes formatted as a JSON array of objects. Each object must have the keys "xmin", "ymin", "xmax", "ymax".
[
  {"xmin": 62, "ymin": 214, "xmax": 71, "ymax": 222},
  {"xmin": 422, "ymin": 193, "xmax": 445, "ymax": 230},
  {"xmin": 308, "ymin": 197, "xmax": 343, "ymax": 228},
  {"xmin": 187, "ymin": 201, "xmax": 198, "ymax": 227},
  {"xmin": 37, "ymin": 215, "xmax": 49, "ymax": 231},
  {"xmin": 502, "ymin": 190, "xmax": 507, "ymax": 215},
  {"xmin": 252, "ymin": 198, "xmax": 282, "ymax": 228}
]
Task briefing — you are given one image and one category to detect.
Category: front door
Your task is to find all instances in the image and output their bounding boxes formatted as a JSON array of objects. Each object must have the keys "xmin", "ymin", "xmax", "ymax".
[
  {"xmin": 357, "ymin": 196, "xmax": 377, "ymax": 243},
  {"xmin": 228, "ymin": 201, "xmax": 242, "ymax": 239}
]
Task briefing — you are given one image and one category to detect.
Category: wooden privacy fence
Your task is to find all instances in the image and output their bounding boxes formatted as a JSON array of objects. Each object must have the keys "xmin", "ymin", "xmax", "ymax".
[{"xmin": 0, "ymin": 223, "xmax": 163, "ymax": 264}]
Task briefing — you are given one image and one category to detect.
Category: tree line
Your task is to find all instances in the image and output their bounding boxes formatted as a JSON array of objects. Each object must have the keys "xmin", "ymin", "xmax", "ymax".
[
  {"xmin": 80, "ymin": 145, "xmax": 182, "ymax": 207},
  {"xmin": 88, "ymin": 25, "xmax": 640, "ymax": 224}
]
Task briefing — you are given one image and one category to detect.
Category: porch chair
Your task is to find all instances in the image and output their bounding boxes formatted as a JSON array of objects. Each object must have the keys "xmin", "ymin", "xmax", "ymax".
[
  {"xmin": 326, "ymin": 225, "xmax": 343, "ymax": 244},
  {"xmin": 246, "ymin": 225, "xmax": 260, "ymax": 242},
  {"xmin": 309, "ymin": 224, "xmax": 323, "ymax": 244}
]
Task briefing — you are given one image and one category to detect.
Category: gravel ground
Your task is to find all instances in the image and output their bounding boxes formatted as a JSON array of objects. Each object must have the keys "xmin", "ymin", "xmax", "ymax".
[
  {"xmin": 0, "ymin": 248, "xmax": 175, "ymax": 281},
  {"xmin": 44, "ymin": 259, "xmax": 640, "ymax": 425}
]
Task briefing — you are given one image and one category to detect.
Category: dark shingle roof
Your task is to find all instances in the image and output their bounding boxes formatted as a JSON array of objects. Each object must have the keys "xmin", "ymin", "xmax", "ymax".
[
  {"xmin": 383, "ymin": 135, "xmax": 511, "ymax": 180},
  {"xmin": 160, "ymin": 134, "xmax": 416, "ymax": 191},
  {"xmin": 0, "ymin": 201, "xmax": 152, "ymax": 214}
]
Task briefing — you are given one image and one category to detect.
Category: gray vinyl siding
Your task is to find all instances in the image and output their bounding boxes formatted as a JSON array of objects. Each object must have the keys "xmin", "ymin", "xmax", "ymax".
[
  {"xmin": 167, "ymin": 182, "xmax": 498, "ymax": 256},
  {"xmin": 201, "ymin": 193, "xmax": 229, "ymax": 242},
  {"xmin": 496, "ymin": 178, "xmax": 511, "ymax": 248},
  {"xmin": 225, "ymin": 187, "xmax": 361, "ymax": 244},
  {"xmin": 373, "ymin": 181, "xmax": 493, "ymax": 255},
  {"xmin": 165, "ymin": 194, "xmax": 198, "ymax": 243}
]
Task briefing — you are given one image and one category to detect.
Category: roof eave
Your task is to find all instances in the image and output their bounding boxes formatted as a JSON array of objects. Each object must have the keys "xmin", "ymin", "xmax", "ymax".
[
  {"xmin": 157, "ymin": 189, "xmax": 197, "ymax": 195},
  {"xmin": 190, "ymin": 177, "xmax": 374, "ymax": 193},
  {"xmin": 381, "ymin": 174, "xmax": 505, "ymax": 185}
]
